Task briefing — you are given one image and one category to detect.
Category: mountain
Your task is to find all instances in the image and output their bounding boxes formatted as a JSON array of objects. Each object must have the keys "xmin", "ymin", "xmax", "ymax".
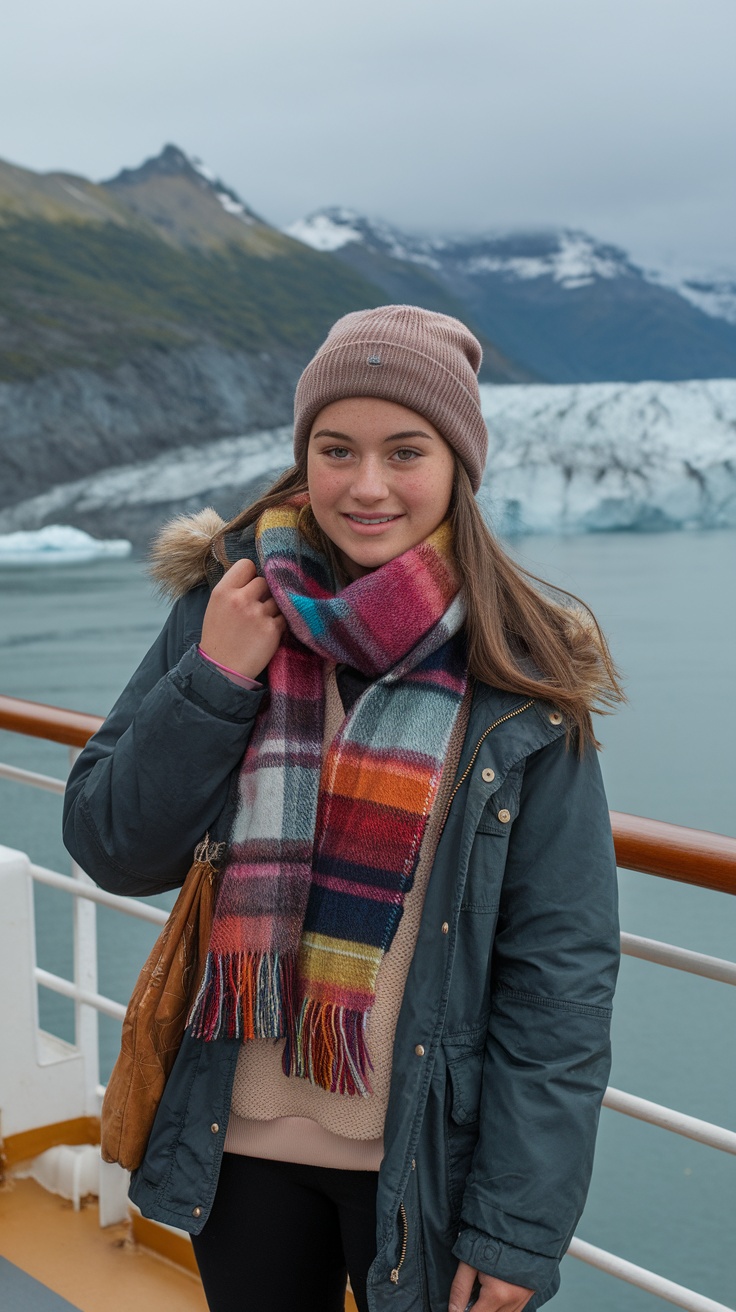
[
  {"xmin": 0, "ymin": 146, "xmax": 384, "ymax": 384},
  {"xmin": 102, "ymin": 144, "xmax": 273, "ymax": 253},
  {"xmin": 0, "ymin": 148, "xmax": 528, "ymax": 510},
  {"xmin": 0, "ymin": 148, "xmax": 380, "ymax": 507},
  {"xmin": 1, "ymin": 379, "xmax": 733, "ymax": 547},
  {"xmin": 287, "ymin": 210, "xmax": 736, "ymax": 384}
]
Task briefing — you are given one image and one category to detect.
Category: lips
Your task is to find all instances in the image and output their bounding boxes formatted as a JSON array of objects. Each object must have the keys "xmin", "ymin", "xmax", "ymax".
[
  {"xmin": 340, "ymin": 512, "xmax": 404, "ymax": 536},
  {"xmin": 346, "ymin": 514, "xmax": 401, "ymax": 524}
]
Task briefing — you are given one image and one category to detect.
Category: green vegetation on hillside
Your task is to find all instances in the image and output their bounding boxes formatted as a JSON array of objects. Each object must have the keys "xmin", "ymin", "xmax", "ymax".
[{"xmin": 0, "ymin": 218, "xmax": 383, "ymax": 382}]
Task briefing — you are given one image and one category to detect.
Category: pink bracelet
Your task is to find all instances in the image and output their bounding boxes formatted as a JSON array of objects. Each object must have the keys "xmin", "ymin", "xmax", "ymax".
[{"xmin": 198, "ymin": 646, "xmax": 262, "ymax": 690}]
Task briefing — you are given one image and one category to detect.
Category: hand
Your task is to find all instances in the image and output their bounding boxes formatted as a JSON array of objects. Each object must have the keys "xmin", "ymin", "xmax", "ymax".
[
  {"xmin": 200, "ymin": 558, "xmax": 286, "ymax": 681},
  {"xmin": 449, "ymin": 1261, "xmax": 534, "ymax": 1312}
]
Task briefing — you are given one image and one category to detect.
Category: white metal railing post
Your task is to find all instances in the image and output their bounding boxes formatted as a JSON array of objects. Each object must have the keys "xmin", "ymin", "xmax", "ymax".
[{"xmin": 68, "ymin": 745, "xmax": 101, "ymax": 1115}]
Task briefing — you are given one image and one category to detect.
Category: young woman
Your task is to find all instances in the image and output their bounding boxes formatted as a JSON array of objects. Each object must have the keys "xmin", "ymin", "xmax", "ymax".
[{"xmin": 63, "ymin": 306, "xmax": 622, "ymax": 1312}]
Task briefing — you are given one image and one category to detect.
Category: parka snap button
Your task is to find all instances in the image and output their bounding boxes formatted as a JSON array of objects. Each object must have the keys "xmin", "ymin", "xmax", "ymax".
[
  {"xmin": 414, "ymin": 1044, "xmax": 425, "ymax": 1057},
  {"xmin": 441, "ymin": 921, "xmax": 449, "ymax": 934},
  {"xmin": 192, "ymin": 1206, "xmax": 202, "ymax": 1218},
  {"xmin": 210, "ymin": 1123, "xmax": 220, "ymax": 1134},
  {"xmin": 549, "ymin": 711, "xmax": 563, "ymax": 725},
  {"xmin": 497, "ymin": 809, "xmax": 511, "ymax": 824},
  {"xmin": 482, "ymin": 767, "xmax": 495, "ymax": 783}
]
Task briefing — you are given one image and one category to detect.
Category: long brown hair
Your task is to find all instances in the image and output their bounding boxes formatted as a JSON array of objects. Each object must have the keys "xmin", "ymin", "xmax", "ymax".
[{"xmin": 206, "ymin": 456, "xmax": 623, "ymax": 750}]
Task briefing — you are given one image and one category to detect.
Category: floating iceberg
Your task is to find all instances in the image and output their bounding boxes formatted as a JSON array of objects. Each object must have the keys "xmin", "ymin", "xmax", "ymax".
[{"xmin": 0, "ymin": 525, "xmax": 132, "ymax": 565}]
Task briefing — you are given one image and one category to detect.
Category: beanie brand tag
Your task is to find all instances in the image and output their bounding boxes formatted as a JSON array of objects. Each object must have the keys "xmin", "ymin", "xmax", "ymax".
[{"xmin": 367, "ymin": 354, "xmax": 381, "ymax": 366}]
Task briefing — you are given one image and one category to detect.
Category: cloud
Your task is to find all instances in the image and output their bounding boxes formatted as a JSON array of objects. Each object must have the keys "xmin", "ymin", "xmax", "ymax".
[{"xmin": 2, "ymin": 0, "xmax": 734, "ymax": 267}]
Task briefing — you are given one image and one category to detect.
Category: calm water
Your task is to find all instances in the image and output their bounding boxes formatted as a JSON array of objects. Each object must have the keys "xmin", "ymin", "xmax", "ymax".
[{"xmin": 1, "ymin": 531, "xmax": 734, "ymax": 1310}]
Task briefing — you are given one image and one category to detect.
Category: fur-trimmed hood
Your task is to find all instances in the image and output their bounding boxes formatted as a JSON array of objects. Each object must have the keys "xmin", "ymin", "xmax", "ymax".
[{"xmin": 149, "ymin": 508, "xmax": 234, "ymax": 600}]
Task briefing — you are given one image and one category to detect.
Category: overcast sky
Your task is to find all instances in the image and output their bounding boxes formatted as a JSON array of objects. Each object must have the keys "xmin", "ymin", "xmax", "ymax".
[{"xmin": 3, "ymin": 0, "xmax": 735, "ymax": 272}]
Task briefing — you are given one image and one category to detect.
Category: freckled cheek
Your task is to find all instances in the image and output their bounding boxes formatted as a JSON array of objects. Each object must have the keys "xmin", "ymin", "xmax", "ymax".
[
  {"xmin": 402, "ymin": 469, "xmax": 452, "ymax": 515},
  {"xmin": 307, "ymin": 467, "xmax": 346, "ymax": 508}
]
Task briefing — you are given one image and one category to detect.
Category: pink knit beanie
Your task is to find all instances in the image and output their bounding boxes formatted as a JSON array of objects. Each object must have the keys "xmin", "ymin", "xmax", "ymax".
[{"xmin": 293, "ymin": 305, "xmax": 488, "ymax": 492}]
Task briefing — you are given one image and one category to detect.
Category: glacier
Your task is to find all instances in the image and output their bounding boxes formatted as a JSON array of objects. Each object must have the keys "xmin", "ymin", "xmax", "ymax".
[
  {"xmin": 0, "ymin": 383, "xmax": 733, "ymax": 543},
  {"xmin": 477, "ymin": 378, "xmax": 736, "ymax": 534}
]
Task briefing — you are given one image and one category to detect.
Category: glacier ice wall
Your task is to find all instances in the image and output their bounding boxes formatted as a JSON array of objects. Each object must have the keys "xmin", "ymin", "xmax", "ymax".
[
  {"xmin": 478, "ymin": 379, "xmax": 736, "ymax": 533},
  {"xmin": 0, "ymin": 382, "xmax": 734, "ymax": 540}
]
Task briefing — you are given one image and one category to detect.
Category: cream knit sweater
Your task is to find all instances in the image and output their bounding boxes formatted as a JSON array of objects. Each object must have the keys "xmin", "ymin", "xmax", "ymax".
[{"xmin": 224, "ymin": 664, "xmax": 470, "ymax": 1170}]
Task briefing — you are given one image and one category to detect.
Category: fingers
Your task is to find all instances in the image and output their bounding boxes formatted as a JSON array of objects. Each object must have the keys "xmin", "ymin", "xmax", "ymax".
[
  {"xmin": 200, "ymin": 551, "xmax": 289, "ymax": 681},
  {"xmin": 449, "ymin": 1261, "xmax": 476, "ymax": 1312},
  {"xmin": 474, "ymin": 1274, "xmax": 535, "ymax": 1311},
  {"xmin": 219, "ymin": 557, "xmax": 257, "ymax": 587},
  {"xmin": 450, "ymin": 1264, "xmax": 534, "ymax": 1312},
  {"xmin": 248, "ymin": 576, "xmax": 275, "ymax": 602},
  {"xmin": 222, "ymin": 561, "xmax": 279, "ymax": 603}
]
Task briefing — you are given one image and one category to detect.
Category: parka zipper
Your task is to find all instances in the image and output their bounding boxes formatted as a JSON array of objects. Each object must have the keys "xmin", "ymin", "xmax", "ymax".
[
  {"xmin": 437, "ymin": 699, "xmax": 535, "ymax": 838},
  {"xmin": 388, "ymin": 704, "xmax": 534, "ymax": 1289},
  {"xmin": 390, "ymin": 1203, "xmax": 409, "ymax": 1284}
]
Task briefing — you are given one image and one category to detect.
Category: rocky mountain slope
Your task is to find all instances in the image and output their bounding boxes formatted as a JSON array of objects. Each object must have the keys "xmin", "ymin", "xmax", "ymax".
[{"xmin": 287, "ymin": 210, "xmax": 736, "ymax": 384}]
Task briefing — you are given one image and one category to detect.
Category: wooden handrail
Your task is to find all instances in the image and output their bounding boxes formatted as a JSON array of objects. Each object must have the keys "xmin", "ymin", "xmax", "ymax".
[
  {"xmin": 1, "ymin": 696, "xmax": 735, "ymax": 895},
  {"xmin": 610, "ymin": 811, "xmax": 736, "ymax": 896},
  {"xmin": 0, "ymin": 695, "xmax": 103, "ymax": 749}
]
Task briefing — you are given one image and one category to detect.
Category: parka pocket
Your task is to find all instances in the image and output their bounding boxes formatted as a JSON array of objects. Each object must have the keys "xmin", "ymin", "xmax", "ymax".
[
  {"xmin": 461, "ymin": 764, "xmax": 523, "ymax": 911},
  {"xmin": 447, "ymin": 1048, "xmax": 483, "ymax": 1125},
  {"xmin": 444, "ymin": 1044, "xmax": 484, "ymax": 1214}
]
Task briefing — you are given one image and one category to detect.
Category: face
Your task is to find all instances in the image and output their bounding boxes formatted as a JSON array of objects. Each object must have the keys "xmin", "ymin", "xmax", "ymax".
[{"xmin": 307, "ymin": 396, "xmax": 456, "ymax": 581}]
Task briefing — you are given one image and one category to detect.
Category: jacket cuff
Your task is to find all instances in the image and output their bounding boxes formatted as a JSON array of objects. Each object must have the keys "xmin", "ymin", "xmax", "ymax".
[
  {"xmin": 452, "ymin": 1226, "xmax": 559, "ymax": 1292},
  {"xmin": 197, "ymin": 646, "xmax": 263, "ymax": 690},
  {"xmin": 171, "ymin": 644, "xmax": 266, "ymax": 722}
]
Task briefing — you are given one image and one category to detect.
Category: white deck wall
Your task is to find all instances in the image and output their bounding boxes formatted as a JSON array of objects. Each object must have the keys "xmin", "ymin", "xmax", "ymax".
[{"xmin": 0, "ymin": 844, "xmax": 89, "ymax": 1139}]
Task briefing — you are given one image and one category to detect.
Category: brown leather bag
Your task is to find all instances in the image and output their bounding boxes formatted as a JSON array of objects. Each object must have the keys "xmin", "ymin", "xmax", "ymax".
[{"xmin": 100, "ymin": 838, "xmax": 221, "ymax": 1171}]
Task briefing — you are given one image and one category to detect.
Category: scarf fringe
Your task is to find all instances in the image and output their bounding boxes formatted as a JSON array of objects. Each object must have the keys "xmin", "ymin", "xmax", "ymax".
[
  {"xmin": 189, "ymin": 950, "xmax": 295, "ymax": 1041},
  {"xmin": 283, "ymin": 998, "xmax": 374, "ymax": 1098},
  {"xmin": 190, "ymin": 955, "xmax": 374, "ymax": 1097}
]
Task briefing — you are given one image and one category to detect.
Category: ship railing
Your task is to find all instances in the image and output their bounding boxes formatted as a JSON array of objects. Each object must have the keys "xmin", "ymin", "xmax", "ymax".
[{"xmin": 0, "ymin": 694, "xmax": 734, "ymax": 1312}]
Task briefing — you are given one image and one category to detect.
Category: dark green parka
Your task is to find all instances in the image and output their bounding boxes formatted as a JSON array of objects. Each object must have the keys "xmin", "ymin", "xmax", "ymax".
[{"xmin": 63, "ymin": 528, "xmax": 619, "ymax": 1312}]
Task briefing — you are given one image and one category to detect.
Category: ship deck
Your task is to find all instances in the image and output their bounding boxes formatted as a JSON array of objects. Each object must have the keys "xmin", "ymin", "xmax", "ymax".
[
  {"xmin": 0, "ymin": 1173, "xmax": 361, "ymax": 1311},
  {"xmin": 0, "ymin": 1178, "xmax": 207, "ymax": 1312}
]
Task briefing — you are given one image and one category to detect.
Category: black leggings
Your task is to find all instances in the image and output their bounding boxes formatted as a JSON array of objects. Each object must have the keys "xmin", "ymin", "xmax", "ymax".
[{"xmin": 191, "ymin": 1152, "xmax": 379, "ymax": 1312}]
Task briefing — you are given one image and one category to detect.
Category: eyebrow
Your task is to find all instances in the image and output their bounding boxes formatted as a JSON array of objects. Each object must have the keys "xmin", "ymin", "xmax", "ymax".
[{"xmin": 311, "ymin": 428, "xmax": 434, "ymax": 443}]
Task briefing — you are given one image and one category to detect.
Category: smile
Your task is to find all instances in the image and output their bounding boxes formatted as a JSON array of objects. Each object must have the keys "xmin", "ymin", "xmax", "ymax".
[{"xmin": 344, "ymin": 514, "xmax": 401, "ymax": 524}]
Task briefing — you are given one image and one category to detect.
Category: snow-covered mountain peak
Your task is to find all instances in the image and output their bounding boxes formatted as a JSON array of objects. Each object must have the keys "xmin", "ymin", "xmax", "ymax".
[
  {"xmin": 285, "ymin": 207, "xmax": 443, "ymax": 267},
  {"xmin": 458, "ymin": 229, "xmax": 636, "ymax": 289},
  {"xmin": 285, "ymin": 210, "xmax": 641, "ymax": 291},
  {"xmin": 286, "ymin": 207, "xmax": 365, "ymax": 252},
  {"xmin": 188, "ymin": 153, "xmax": 257, "ymax": 223},
  {"xmin": 106, "ymin": 144, "xmax": 259, "ymax": 226}
]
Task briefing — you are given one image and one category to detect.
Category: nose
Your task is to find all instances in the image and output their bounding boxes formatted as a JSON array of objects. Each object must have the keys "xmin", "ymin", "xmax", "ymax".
[{"xmin": 349, "ymin": 455, "xmax": 389, "ymax": 502}]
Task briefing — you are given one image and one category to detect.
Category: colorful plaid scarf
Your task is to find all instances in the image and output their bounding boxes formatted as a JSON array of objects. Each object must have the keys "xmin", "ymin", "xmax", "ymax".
[{"xmin": 189, "ymin": 496, "xmax": 468, "ymax": 1095}]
